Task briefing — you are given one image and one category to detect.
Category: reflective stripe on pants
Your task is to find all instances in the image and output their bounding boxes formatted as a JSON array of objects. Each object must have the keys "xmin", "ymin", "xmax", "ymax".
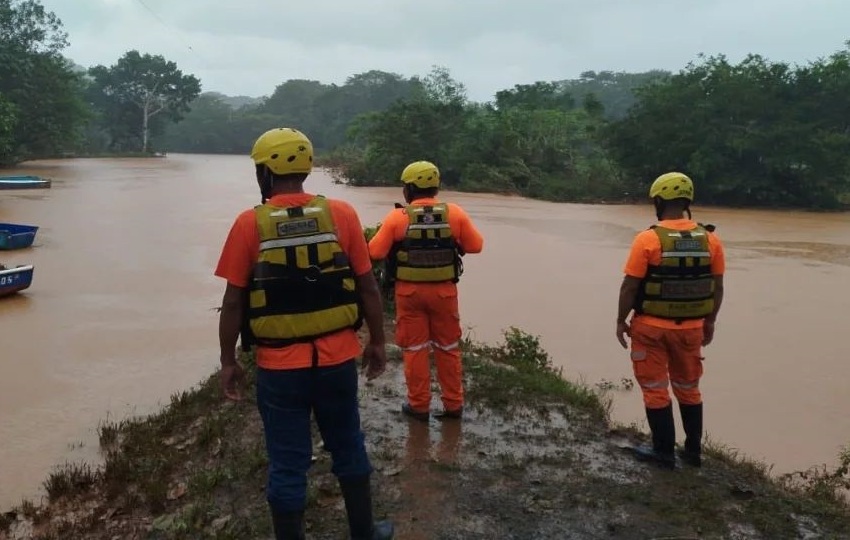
[
  {"xmin": 629, "ymin": 319, "xmax": 704, "ymax": 408},
  {"xmin": 395, "ymin": 281, "xmax": 464, "ymax": 412}
]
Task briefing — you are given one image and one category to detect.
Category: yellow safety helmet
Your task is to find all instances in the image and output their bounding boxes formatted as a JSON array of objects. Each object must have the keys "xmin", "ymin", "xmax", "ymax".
[
  {"xmin": 250, "ymin": 127, "xmax": 313, "ymax": 176},
  {"xmin": 400, "ymin": 161, "xmax": 440, "ymax": 189},
  {"xmin": 649, "ymin": 172, "xmax": 694, "ymax": 201}
]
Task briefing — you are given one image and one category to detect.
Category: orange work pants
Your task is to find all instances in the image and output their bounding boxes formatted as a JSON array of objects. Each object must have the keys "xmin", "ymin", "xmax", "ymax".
[
  {"xmin": 394, "ymin": 281, "xmax": 463, "ymax": 413},
  {"xmin": 629, "ymin": 319, "xmax": 704, "ymax": 409}
]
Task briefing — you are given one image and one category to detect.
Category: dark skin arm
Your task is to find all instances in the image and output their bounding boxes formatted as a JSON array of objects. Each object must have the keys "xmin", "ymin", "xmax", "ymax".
[
  {"xmin": 355, "ymin": 270, "xmax": 388, "ymax": 380},
  {"xmin": 219, "ymin": 283, "xmax": 246, "ymax": 400},
  {"xmin": 702, "ymin": 275, "xmax": 724, "ymax": 345},
  {"xmin": 616, "ymin": 276, "xmax": 642, "ymax": 348}
]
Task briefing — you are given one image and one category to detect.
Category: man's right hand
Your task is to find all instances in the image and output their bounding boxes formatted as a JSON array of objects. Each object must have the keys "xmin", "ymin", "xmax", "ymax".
[
  {"xmin": 361, "ymin": 342, "xmax": 388, "ymax": 380},
  {"xmin": 220, "ymin": 359, "xmax": 245, "ymax": 401},
  {"xmin": 702, "ymin": 320, "xmax": 716, "ymax": 346}
]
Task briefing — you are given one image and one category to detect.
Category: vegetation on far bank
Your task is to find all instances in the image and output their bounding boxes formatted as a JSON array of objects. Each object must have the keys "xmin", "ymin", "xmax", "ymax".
[
  {"xmin": 1, "ymin": 0, "xmax": 199, "ymax": 166},
  {"xmin": 7, "ymin": 1, "xmax": 850, "ymax": 211},
  {"xmin": 323, "ymin": 45, "xmax": 850, "ymax": 211}
]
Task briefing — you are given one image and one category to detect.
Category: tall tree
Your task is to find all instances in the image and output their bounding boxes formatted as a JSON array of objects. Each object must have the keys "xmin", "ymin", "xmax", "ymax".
[
  {"xmin": 0, "ymin": 93, "xmax": 16, "ymax": 158},
  {"xmin": 0, "ymin": 0, "xmax": 86, "ymax": 164},
  {"xmin": 88, "ymin": 50, "xmax": 201, "ymax": 153}
]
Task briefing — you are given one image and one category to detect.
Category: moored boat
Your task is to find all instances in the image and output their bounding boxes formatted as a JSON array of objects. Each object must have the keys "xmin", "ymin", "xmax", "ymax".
[
  {"xmin": 0, "ymin": 223, "xmax": 39, "ymax": 250},
  {"xmin": 0, "ymin": 264, "xmax": 34, "ymax": 296},
  {"xmin": 0, "ymin": 175, "xmax": 52, "ymax": 190}
]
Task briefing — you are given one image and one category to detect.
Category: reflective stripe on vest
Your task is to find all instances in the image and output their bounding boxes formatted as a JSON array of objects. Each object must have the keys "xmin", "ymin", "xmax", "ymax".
[
  {"xmin": 248, "ymin": 196, "xmax": 361, "ymax": 347},
  {"xmin": 635, "ymin": 224, "xmax": 715, "ymax": 321},
  {"xmin": 393, "ymin": 203, "xmax": 460, "ymax": 283}
]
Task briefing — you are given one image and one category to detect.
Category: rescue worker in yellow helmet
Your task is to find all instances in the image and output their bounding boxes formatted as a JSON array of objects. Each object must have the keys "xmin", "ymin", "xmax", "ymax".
[
  {"xmin": 214, "ymin": 127, "xmax": 394, "ymax": 539},
  {"xmin": 616, "ymin": 172, "xmax": 726, "ymax": 469},
  {"xmin": 368, "ymin": 161, "xmax": 484, "ymax": 421}
]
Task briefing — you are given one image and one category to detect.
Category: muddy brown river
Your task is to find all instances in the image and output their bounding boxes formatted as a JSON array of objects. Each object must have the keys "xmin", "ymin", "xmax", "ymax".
[{"xmin": 1, "ymin": 154, "xmax": 849, "ymax": 508}]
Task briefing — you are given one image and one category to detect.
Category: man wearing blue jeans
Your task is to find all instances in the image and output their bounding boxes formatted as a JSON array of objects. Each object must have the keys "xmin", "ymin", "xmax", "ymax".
[{"xmin": 215, "ymin": 127, "xmax": 394, "ymax": 539}]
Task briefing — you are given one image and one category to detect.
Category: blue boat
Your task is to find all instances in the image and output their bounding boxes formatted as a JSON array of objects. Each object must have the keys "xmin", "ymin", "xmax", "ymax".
[
  {"xmin": 0, "ymin": 223, "xmax": 39, "ymax": 250},
  {"xmin": 0, "ymin": 264, "xmax": 34, "ymax": 297},
  {"xmin": 0, "ymin": 175, "xmax": 52, "ymax": 190}
]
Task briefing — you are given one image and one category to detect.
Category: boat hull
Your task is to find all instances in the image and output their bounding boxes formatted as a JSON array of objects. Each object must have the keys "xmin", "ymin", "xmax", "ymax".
[
  {"xmin": 0, "ymin": 264, "xmax": 34, "ymax": 297},
  {"xmin": 0, "ymin": 175, "xmax": 52, "ymax": 190},
  {"xmin": 0, "ymin": 223, "xmax": 39, "ymax": 250}
]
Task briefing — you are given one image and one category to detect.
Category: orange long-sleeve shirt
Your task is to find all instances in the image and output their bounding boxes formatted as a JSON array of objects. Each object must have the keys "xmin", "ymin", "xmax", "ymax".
[{"xmin": 368, "ymin": 198, "xmax": 484, "ymax": 261}]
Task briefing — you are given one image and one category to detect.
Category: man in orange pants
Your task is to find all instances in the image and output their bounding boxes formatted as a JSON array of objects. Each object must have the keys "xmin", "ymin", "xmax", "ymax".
[
  {"xmin": 368, "ymin": 161, "xmax": 484, "ymax": 421},
  {"xmin": 616, "ymin": 172, "xmax": 725, "ymax": 469}
]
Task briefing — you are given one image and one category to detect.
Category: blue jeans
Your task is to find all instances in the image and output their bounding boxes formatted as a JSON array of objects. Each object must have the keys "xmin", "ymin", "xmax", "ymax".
[{"xmin": 256, "ymin": 359, "xmax": 373, "ymax": 513}]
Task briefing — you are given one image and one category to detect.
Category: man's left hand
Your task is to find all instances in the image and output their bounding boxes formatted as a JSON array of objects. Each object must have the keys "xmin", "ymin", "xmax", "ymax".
[
  {"xmin": 616, "ymin": 321, "xmax": 631, "ymax": 349},
  {"xmin": 361, "ymin": 342, "xmax": 388, "ymax": 380}
]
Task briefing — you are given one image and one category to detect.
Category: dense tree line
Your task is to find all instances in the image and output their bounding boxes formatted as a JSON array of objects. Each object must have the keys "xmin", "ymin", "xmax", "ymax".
[
  {"xmin": 4, "ymin": 0, "xmax": 850, "ymax": 209},
  {"xmin": 0, "ymin": 0, "xmax": 200, "ymax": 164},
  {"xmin": 606, "ymin": 49, "xmax": 850, "ymax": 209},
  {"xmin": 0, "ymin": 0, "xmax": 86, "ymax": 165},
  {"xmin": 159, "ymin": 71, "xmax": 422, "ymax": 154},
  {"xmin": 333, "ymin": 67, "xmax": 633, "ymax": 203},
  {"xmin": 334, "ymin": 46, "xmax": 850, "ymax": 209}
]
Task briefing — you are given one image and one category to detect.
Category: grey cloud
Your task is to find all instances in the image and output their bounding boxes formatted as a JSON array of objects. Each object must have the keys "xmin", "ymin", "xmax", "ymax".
[{"xmin": 40, "ymin": 0, "xmax": 850, "ymax": 101}]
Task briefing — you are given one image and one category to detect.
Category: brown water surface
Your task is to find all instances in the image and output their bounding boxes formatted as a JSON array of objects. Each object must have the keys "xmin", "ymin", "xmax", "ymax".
[{"xmin": 1, "ymin": 154, "xmax": 849, "ymax": 508}]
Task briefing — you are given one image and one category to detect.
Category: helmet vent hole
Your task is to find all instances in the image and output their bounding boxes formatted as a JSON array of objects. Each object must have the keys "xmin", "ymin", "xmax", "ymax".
[
  {"xmin": 287, "ymin": 155, "xmax": 297, "ymax": 162},
  {"xmin": 270, "ymin": 153, "xmax": 279, "ymax": 160}
]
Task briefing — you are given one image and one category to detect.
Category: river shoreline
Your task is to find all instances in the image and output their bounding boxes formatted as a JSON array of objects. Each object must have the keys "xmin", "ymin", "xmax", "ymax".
[{"xmin": 1, "ymin": 325, "xmax": 848, "ymax": 539}]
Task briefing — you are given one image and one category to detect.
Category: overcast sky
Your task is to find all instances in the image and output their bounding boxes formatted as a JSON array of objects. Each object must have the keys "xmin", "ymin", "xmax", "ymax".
[{"xmin": 40, "ymin": 0, "xmax": 849, "ymax": 102}]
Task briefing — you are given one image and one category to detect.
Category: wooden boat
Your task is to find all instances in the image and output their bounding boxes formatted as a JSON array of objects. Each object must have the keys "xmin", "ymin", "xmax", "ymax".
[
  {"xmin": 0, "ymin": 175, "xmax": 52, "ymax": 190},
  {"xmin": 0, "ymin": 264, "xmax": 34, "ymax": 297},
  {"xmin": 0, "ymin": 223, "xmax": 39, "ymax": 250}
]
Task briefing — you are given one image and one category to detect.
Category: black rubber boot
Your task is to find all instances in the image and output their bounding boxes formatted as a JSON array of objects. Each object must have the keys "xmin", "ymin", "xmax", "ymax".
[
  {"xmin": 270, "ymin": 508, "xmax": 305, "ymax": 540},
  {"xmin": 678, "ymin": 403, "xmax": 703, "ymax": 467},
  {"xmin": 339, "ymin": 475, "xmax": 394, "ymax": 540},
  {"xmin": 401, "ymin": 402, "xmax": 429, "ymax": 422},
  {"xmin": 634, "ymin": 405, "xmax": 676, "ymax": 469}
]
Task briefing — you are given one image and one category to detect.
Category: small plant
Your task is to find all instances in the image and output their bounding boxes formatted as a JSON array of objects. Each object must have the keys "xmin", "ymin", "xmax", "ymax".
[
  {"xmin": 499, "ymin": 326, "xmax": 553, "ymax": 372},
  {"xmin": 97, "ymin": 418, "xmax": 125, "ymax": 449},
  {"xmin": 463, "ymin": 327, "xmax": 610, "ymax": 420},
  {"xmin": 779, "ymin": 445, "xmax": 850, "ymax": 504},
  {"xmin": 43, "ymin": 462, "xmax": 99, "ymax": 502}
]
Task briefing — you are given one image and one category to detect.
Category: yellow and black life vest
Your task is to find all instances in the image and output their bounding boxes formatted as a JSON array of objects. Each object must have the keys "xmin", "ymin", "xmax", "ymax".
[
  {"xmin": 634, "ymin": 224, "xmax": 715, "ymax": 321},
  {"xmin": 247, "ymin": 196, "xmax": 362, "ymax": 348},
  {"xmin": 389, "ymin": 203, "xmax": 462, "ymax": 283}
]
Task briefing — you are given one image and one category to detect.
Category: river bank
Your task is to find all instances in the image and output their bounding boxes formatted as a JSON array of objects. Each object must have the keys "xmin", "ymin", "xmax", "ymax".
[
  {"xmin": 2, "ymin": 324, "xmax": 848, "ymax": 540},
  {"xmin": 0, "ymin": 153, "xmax": 166, "ymax": 169}
]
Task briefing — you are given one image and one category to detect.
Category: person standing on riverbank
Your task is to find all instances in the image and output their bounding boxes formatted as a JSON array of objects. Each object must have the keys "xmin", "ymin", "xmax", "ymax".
[
  {"xmin": 214, "ymin": 127, "xmax": 394, "ymax": 539},
  {"xmin": 615, "ymin": 172, "xmax": 725, "ymax": 470},
  {"xmin": 368, "ymin": 160, "xmax": 484, "ymax": 422}
]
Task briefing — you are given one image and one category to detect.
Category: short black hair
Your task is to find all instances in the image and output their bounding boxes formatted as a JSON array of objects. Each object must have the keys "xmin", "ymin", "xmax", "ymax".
[
  {"xmin": 406, "ymin": 185, "xmax": 439, "ymax": 199},
  {"xmin": 255, "ymin": 164, "xmax": 308, "ymax": 184}
]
